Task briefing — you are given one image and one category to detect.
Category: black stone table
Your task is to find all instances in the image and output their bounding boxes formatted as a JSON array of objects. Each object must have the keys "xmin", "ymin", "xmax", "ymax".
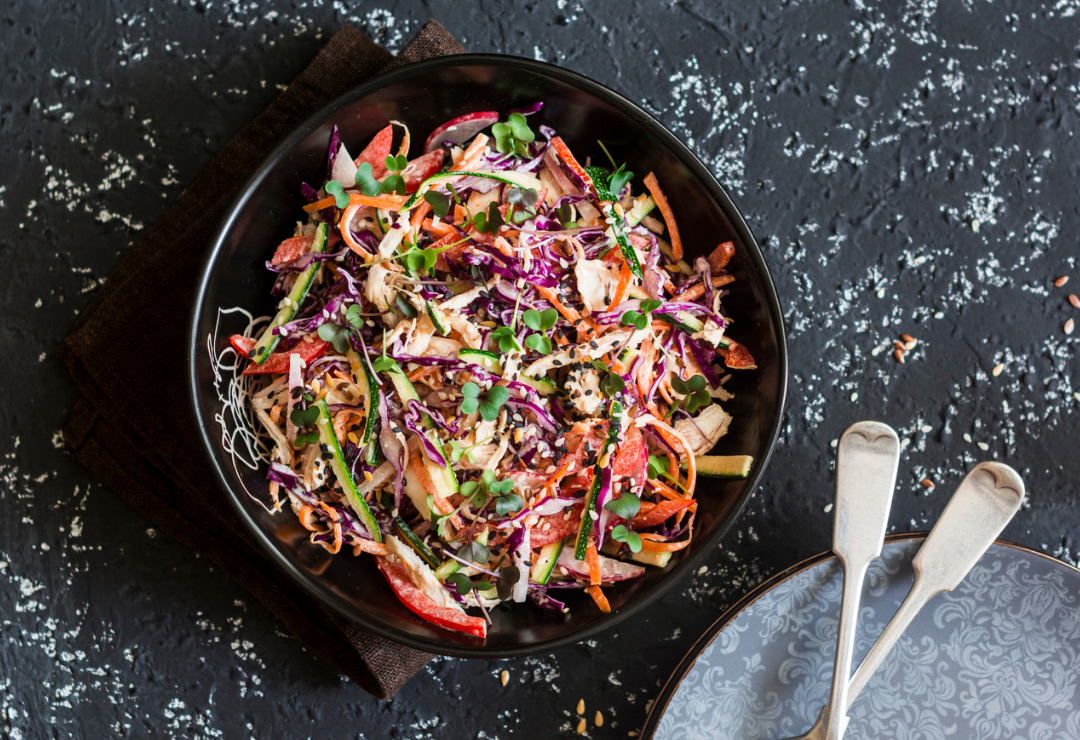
[{"xmin": 3, "ymin": 1, "xmax": 1078, "ymax": 737}]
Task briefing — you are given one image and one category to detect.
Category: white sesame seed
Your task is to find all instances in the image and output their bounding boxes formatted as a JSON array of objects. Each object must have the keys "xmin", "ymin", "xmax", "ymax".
[{"xmin": 977, "ymin": 441, "xmax": 989, "ymax": 451}]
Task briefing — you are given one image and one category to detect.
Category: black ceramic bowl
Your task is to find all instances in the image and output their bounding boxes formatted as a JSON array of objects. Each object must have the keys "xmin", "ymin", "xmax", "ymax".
[{"xmin": 188, "ymin": 54, "xmax": 787, "ymax": 658}]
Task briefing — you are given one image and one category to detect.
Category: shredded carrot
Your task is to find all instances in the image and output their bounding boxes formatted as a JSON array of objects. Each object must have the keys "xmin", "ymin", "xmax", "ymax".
[
  {"xmin": 392, "ymin": 120, "xmax": 411, "ymax": 158},
  {"xmin": 453, "ymin": 204, "xmax": 468, "ymax": 223},
  {"xmin": 643, "ymin": 172, "xmax": 683, "ymax": 260},
  {"xmin": 638, "ymin": 533, "xmax": 691, "ymax": 552},
  {"xmin": 422, "ymin": 218, "xmax": 455, "ymax": 238},
  {"xmin": 302, "ymin": 196, "xmax": 336, "ymax": 213},
  {"xmin": 549, "ymin": 136, "xmax": 595, "ymax": 195},
  {"xmin": 672, "ymin": 275, "xmax": 736, "ymax": 302},
  {"xmin": 352, "ymin": 538, "xmax": 389, "ymax": 556},
  {"xmin": 338, "ymin": 203, "xmax": 371, "ymax": 255},
  {"xmin": 586, "ymin": 541, "xmax": 601, "ymax": 586},
  {"xmin": 451, "ymin": 134, "xmax": 488, "ymax": 171},
  {"xmin": 632, "ymin": 498, "xmax": 696, "ymax": 529},
  {"xmin": 536, "ymin": 285, "xmax": 581, "ymax": 324},
  {"xmin": 333, "ymin": 410, "xmax": 364, "ymax": 444},
  {"xmin": 297, "ymin": 505, "xmax": 319, "ymax": 532},
  {"xmin": 410, "ymin": 453, "xmax": 461, "ymax": 529},
  {"xmin": 648, "ymin": 478, "xmax": 685, "ymax": 502},
  {"xmin": 407, "ymin": 365, "xmax": 439, "ymax": 383},
  {"xmin": 409, "ymin": 200, "xmax": 431, "ymax": 237},
  {"xmin": 585, "ymin": 585, "xmax": 611, "ymax": 613},
  {"xmin": 315, "ymin": 501, "xmax": 343, "ymax": 554},
  {"xmin": 606, "ymin": 260, "xmax": 633, "ymax": 311},
  {"xmin": 350, "ymin": 192, "xmax": 408, "ymax": 210}
]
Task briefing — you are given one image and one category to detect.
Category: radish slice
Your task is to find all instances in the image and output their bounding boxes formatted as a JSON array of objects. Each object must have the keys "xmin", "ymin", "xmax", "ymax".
[
  {"xmin": 330, "ymin": 143, "xmax": 357, "ymax": 185},
  {"xmin": 423, "ymin": 111, "xmax": 500, "ymax": 153},
  {"xmin": 355, "ymin": 125, "xmax": 394, "ymax": 178},
  {"xmin": 402, "ymin": 150, "xmax": 446, "ymax": 192}
]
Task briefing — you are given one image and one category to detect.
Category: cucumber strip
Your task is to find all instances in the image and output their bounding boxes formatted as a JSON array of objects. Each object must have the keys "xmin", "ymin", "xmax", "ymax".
[
  {"xmin": 518, "ymin": 374, "xmax": 557, "ymax": 395},
  {"xmin": 531, "ymin": 538, "xmax": 566, "ymax": 585},
  {"xmin": 458, "ymin": 348, "xmax": 503, "ymax": 374},
  {"xmin": 600, "ymin": 540, "xmax": 672, "ymax": 568},
  {"xmin": 425, "ymin": 300, "xmax": 450, "ymax": 336},
  {"xmin": 393, "ymin": 515, "xmax": 440, "ymax": 569},
  {"xmin": 315, "ymin": 399, "xmax": 381, "ymax": 542},
  {"xmin": 401, "ymin": 170, "xmax": 544, "ymax": 210},
  {"xmin": 386, "ymin": 361, "xmax": 459, "ymax": 496},
  {"xmin": 250, "ymin": 223, "xmax": 327, "ymax": 364},
  {"xmin": 682, "ymin": 454, "xmax": 754, "ymax": 479},
  {"xmin": 433, "ymin": 559, "xmax": 460, "ymax": 580},
  {"xmin": 347, "ymin": 350, "xmax": 378, "ymax": 445},
  {"xmin": 624, "ymin": 195, "xmax": 657, "ymax": 227},
  {"xmin": 574, "ymin": 401, "xmax": 623, "ymax": 560}
]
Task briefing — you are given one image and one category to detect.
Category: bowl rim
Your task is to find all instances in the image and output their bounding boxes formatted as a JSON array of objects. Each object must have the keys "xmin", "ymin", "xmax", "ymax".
[{"xmin": 187, "ymin": 52, "xmax": 788, "ymax": 658}]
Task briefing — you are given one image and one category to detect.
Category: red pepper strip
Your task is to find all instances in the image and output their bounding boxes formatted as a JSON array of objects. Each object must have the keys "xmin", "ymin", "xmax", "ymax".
[
  {"xmin": 707, "ymin": 241, "xmax": 736, "ymax": 272},
  {"xmin": 611, "ymin": 428, "xmax": 645, "ymax": 481},
  {"xmin": 240, "ymin": 336, "xmax": 330, "ymax": 375},
  {"xmin": 229, "ymin": 334, "xmax": 256, "ymax": 358},
  {"xmin": 631, "ymin": 498, "xmax": 697, "ymax": 529},
  {"xmin": 549, "ymin": 136, "xmax": 596, "ymax": 197},
  {"xmin": 718, "ymin": 339, "xmax": 758, "ymax": 370},
  {"xmin": 402, "ymin": 149, "xmax": 445, "ymax": 192},
  {"xmin": 376, "ymin": 558, "xmax": 487, "ymax": 639}
]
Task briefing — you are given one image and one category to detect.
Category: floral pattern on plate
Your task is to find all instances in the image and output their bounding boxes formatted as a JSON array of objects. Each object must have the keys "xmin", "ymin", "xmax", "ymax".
[{"xmin": 651, "ymin": 539, "xmax": 1080, "ymax": 740}]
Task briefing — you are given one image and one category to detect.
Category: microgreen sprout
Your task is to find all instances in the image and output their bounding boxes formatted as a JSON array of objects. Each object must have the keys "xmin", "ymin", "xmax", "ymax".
[
  {"xmin": 523, "ymin": 307, "xmax": 558, "ymax": 354},
  {"xmin": 610, "ymin": 524, "xmax": 642, "ymax": 553},
  {"xmin": 507, "ymin": 186, "xmax": 539, "ymax": 225},
  {"xmin": 354, "ymin": 162, "xmax": 382, "ymax": 197},
  {"xmin": 492, "ymin": 112, "xmax": 535, "ymax": 157},
  {"xmin": 289, "ymin": 404, "xmax": 321, "ymax": 447},
  {"xmin": 490, "ymin": 325, "xmax": 521, "ymax": 353},
  {"xmin": 472, "ymin": 202, "xmax": 505, "ymax": 234},
  {"xmin": 620, "ymin": 299, "xmax": 661, "ymax": 330},
  {"xmin": 324, "ymin": 179, "xmax": 350, "ymax": 209},
  {"xmin": 670, "ymin": 374, "xmax": 711, "ymax": 414},
  {"xmin": 591, "ymin": 359, "xmax": 626, "ymax": 397},
  {"xmin": 460, "ymin": 382, "xmax": 511, "ymax": 421},
  {"xmin": 423, "ymin": 189, "xmax": 451, "ymax": 218}
]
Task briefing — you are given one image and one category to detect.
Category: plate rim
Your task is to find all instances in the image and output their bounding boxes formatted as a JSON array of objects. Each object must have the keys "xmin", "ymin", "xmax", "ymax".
[{"xmin": 640, "ymin": 533, "xmax": 1080, "ymax": 739}]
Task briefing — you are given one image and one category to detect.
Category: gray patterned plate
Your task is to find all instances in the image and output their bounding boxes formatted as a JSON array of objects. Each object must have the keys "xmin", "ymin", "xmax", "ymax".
[{"xmin": 644, "ymin": 535, "xmax": 1080, "ymax": 740}]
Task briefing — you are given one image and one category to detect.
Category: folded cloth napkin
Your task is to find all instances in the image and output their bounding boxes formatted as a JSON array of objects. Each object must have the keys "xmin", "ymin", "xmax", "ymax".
[{"xmin": 58, "ymin": 21, "xmax": 466, "ymax": 700}]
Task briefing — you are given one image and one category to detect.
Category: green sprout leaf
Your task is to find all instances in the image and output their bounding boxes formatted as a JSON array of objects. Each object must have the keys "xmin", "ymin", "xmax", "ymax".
[
  {"xmin": 293, "ymin": 430, "xmax": 320, "ymax": 447},
  {"xmin": 492, "ymin": 113, "xmax": 536, "ymax": 157},
  {"xmin": 345, "ymin": 304, "xmax": 365, "ymax": 329},
  {"xmin": 316, "ymin": 321, "xmax": 351, "ymax": 353},
  {"xmin": 507, "ymin": 186, "xmax": 538, "ymax": 209},
  {"xmin": 479, "ymin": 384, "xmax": 510, "ymax": 422},
  {"xmin": 381, "ymin": 174, "xmax": 406, "ymax": 195},
  {"xmin": 490, "ymin": 478, "xmax": 514, "ymax": 495},
  {"xmin": 423, "ymin": 190, "xmax": 451, "ymax": 218},
  {"xmin": 495, "ymin": 493, "xmax": 524, "ymax": 516},
  {"xmin": 647, "ymin": 454, "xmax": 672, "ymax": 480},
  {"xmin": 458, "ymin": 540, "xmax": 491, "ymax": 564},
  {"xmin": 371, "ymin": 355, "xmax": 396, "ymax": 373},
  {"xmin": 384, "ymin": 154, "xmax": 408, "ymax": 172},
  {"xmin": 604, "ymin": 493, "xmax": 641, "ymax": 521},
  {"xmin": 611, "ymin": 524, "xmax": 643, "ymax": 553},
  {"xmin": 446, "ymin": 572, "xmax": 473, "ymax": 595},
  {"xmin": 609, "ymin": 168, "xmax": 633, "ymax": 196},
  {"xmin": 473, "ymin": 202, "xmax": 506, "ymax": 234},
  {"xmin": 480, "ymin": 469, "xmax": 496, "ymax": 490},
  {"xmin": 524, "ymin": 333, "xmax": 552, "ymax": 354},
  {"xmin": 640, "ymin": 299, "xmax": 662, "ymax": 314},
  {"xmin": 490, "ymin": 325, "xmax": 520, "ymax": 353},
  {"xmin": 324, "ymin": 180, "xmax": 350, "ymax": 209},
  {"xmin": 495, "ymin": 565, "xmax": 521, "ymax": 601},
  {"xmin": 354, "ymin": 162, "xmax": 382, "ymax": 197},
  {"xmin": 460, "ymin": 381, "xmax": 481, "ymax": 415}
]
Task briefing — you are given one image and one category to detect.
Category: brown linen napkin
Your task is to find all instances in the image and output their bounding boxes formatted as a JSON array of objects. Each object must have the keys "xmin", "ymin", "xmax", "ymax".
[{"xmin": 57, "ymin": 21, "xmax": 467, "ymax": 700}]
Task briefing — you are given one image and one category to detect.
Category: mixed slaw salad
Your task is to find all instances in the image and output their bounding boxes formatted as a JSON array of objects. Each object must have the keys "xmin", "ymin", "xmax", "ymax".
[{"xmin": 216, "ymin": 105, "xmax": 757, "ymax": 638}]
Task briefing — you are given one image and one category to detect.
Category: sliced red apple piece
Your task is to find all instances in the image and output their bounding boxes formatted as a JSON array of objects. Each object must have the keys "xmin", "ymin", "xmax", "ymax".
[
  {"xmin": 423, "ymin": 111, "xmax": 500, "ymax": 153},
  {"xmin": 402, "ymin": 150, "xmax": 446, "ymax": 192}
]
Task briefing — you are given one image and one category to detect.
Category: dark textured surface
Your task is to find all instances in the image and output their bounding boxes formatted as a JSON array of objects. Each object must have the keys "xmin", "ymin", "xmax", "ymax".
[{"xmin": 2, "ymin": 1, "xmax": 1078, "ymax": 737}]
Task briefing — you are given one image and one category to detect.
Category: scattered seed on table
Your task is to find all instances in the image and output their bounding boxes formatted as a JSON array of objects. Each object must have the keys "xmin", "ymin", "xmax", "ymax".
[
  {"xmin": 921, "ymin": 478, "xmax": 935, "ymax": 489},
  {"xmin": 1070, "ymin": 294, "xmax": 1080, "ymax": 309},
  {"xmin": 894, "ymin": 340, "xmax": 906, "ymax": 351},
  {"xmin": 595, "ymin": 711, "xmax": 604, "ymax": 727},
  {"xmin": 1066, "ymin": 318, "xmax": 1075, "ymax": 335},
  {"xmin": 577, "ymin": 698, "xmax": 586, "ymax": 715},
  {"xmin": 900, "ymin": 333, "xmax": 916, "ymax": 344},
  {"xmin": 904, "ymin": 339, "xmax": 918, "ymax": 350},
  {"xmin": 992, "ymin": 363, "xmax": 1004, "ymax": 377},
  {"xmin": 977, "ymin": 441, "xmax": 990, "ymax": 451},
  {"xmin": 1055, "ymin": 275, "xmax": 1070, "ymax": 287},
  {"xmin": 500, "ymin": 670, "xmax": 509, "ymax": 687},
  {"xmin": 894, "ymin": 349, "xmax": 906, "ymax": 363},
  {"xmin": 576, "ymin": 718, "xmax": 587, "ymax": 734}
]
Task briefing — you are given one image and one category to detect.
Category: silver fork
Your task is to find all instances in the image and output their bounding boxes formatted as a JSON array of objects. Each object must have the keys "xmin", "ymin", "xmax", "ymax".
[{"xmin": 780, "ymin": 461, "xmax": 1026, "ymax": 740}]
